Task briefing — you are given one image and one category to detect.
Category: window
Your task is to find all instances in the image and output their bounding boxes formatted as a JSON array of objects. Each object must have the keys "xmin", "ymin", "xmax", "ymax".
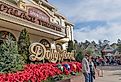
[
  {"xmin": 0, "ymin": 31, "xmax": 16, "ymax": 41},
  {"xmin": 0, "ymin": 31, "xmax": 16, "ymax": 45}
]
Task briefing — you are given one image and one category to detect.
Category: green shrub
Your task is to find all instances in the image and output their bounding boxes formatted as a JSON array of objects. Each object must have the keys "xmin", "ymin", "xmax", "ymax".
[
  {"xmin": 18, "ymin": 28, "xmax": 31, "ymax": 63},
  {"xmin": 75, "ymin": 52, "xmax": 84, "ymax": 62},
  {"xmin": 0, "ymin": 37, "xmax": 23, "ymax": 73}
]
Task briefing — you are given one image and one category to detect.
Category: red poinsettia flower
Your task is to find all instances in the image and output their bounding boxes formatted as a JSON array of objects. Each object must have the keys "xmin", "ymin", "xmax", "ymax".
[{"xmin": 0, "ymin": 62, "xmax": 82, "ymax": 82}]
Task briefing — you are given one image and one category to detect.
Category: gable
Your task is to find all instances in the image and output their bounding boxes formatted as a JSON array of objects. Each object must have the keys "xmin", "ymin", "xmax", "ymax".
[
  {"xmin": 102, "ymin": 45, "xmax": 114, "ymax": 52},
  {"xmin": 86, "ymin": 43, "xmax": 97, "ymax": 51}
]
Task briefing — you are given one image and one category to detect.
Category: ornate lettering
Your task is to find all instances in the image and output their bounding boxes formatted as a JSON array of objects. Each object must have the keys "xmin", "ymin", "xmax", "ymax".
[
  {"xmin": 29, "ymin": 43, "xmax": 46, "ymax": 61},
  {"xmin": 27, "ymin": 7, "xmax": 50, "ymax": 22},
  {"xmin": 0, "ymin": 1, "xmax": 62, "ymax": 32},
  {"xmin": 29, "ymin": 43, "xmax": 75, "ymax": 63}
]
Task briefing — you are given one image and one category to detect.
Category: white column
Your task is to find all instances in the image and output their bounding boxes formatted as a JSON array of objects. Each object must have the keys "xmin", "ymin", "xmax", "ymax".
[{"xmin": 71, "ymin": 25, "xmax": 74, "ymax": 41}]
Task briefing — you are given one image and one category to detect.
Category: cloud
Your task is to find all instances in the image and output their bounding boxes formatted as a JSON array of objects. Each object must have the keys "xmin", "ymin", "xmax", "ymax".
[
  {"xmin": 49, "ymin": 0, "xmax": 121, "ymax": 22},
  {"xmin": 74, "ymin": 22, "xmax": 121, "ymax": 44},
  {"xmin": 75, "ymin": 20, "xmax": 108, "ymax": 30},
  {"xmin": 48, "ymin": 0, "xmax": 121, "ymax": 43}
]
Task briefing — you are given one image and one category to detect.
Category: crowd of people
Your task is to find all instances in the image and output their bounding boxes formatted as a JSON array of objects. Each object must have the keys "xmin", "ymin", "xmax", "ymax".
[
  {"xmin": 92, "ymin": 56, "xmax": 121, "ymax": 66},
  {"xmin": 82, "ymin": 51, "xmax": 121, "ymax": 82}
]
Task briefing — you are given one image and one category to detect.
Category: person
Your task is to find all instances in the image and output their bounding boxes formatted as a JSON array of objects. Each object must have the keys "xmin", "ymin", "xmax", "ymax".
[
  {"xmin": 89, "ymin": 56, "xmax": 95, "ymax": 82},
  {"xmin": 82, "ymin": 51, "xmax": 90, "ymax": 82}
]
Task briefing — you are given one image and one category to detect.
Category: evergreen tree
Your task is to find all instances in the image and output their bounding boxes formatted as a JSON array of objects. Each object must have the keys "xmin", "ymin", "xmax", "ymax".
[
  {"xmin": 103, "ymin": 40, "xmax": 110, "ymax": 46},
  {"xmin": 74, "ymin": 40, "xmax": 78, "ymax": 52},
  {"xmin": 0, "ymin": 37, "xmax": 23, "ymax": 73},
  {"xmin": 67, "ymin": 40, "xmax": 74, "ymax": 52},
  {"xmin": 86, "ymin": 48, "xmax": 93, "ymax": 55},
  {"xmin": 117, "ymin": 39, "xmax": 121, "ymax": 45},
  {"xmin": 91, "ymin": 41, "xmax": 96, "ymax": 46},
  {"xmin": 75, "ymin": 49, "xmax": 84, "ymax": 62},
  {"xmin": 98, "ymin": 40, "xmax": 102, "ymax": 47},
  {"xmin": 85, "ymin": 40, "xmax": 90, "ymax": 46},
  {"xmin": 18, "ymin": 28, "xmax": 31, "ymax": 63}
]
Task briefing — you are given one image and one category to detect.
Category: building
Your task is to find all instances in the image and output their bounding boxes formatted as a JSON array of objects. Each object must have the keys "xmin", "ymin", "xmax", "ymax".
[
  {"xmin": 101, "ymin": 44, "xmax": 114, "ymax": 57},
  {"xmin": 0, "ymin": 0, "xmax": 74, "ymax": 51}
]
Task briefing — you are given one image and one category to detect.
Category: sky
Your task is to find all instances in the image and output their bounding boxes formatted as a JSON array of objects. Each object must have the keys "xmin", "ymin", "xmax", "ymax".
[{"xmin": 48, "ymin": 0, "xmax": 121, "ymax": 43}]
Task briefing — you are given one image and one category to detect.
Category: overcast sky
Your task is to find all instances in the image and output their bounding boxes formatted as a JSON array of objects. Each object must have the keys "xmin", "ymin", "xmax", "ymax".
[{"xmin": 49, "ymin": 0, "xmax": 121, "ymax": 43}]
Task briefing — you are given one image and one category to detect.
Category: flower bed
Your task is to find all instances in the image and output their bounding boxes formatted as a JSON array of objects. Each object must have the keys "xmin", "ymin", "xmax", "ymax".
[{"xmin": 0, "ymin": 62, "xmax": 82, "ymax": 82}]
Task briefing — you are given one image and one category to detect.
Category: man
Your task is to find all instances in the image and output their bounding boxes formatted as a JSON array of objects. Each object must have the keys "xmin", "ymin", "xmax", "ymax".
[{"xmin": 82, "ymin": 52, "xmax": 90, "ymax": 82}]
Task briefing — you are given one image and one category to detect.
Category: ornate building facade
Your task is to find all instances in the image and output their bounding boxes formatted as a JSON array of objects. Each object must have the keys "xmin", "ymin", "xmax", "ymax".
[{"xmin": 0, "ymin": 0, "xmax": 74, "ymax": 50}]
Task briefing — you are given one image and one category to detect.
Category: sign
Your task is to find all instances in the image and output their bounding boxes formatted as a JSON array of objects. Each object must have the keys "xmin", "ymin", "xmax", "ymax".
[
  {"xmin": 29, "ymin": 43, "xmax": 46, "ymax": 61},
  {"xmin": 29, "ymin": 43, "xmax": 75, "ymax": 63},
  {"xmin": 27, "ymin": 7, "xmax": 50, "ymax": 22},
  {"xmin": 0, "ymin": 1, "xmax": 61, "ymax": 32}
]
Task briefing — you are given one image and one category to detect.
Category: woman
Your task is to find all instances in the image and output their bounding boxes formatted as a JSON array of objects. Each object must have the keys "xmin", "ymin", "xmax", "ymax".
[{"xmin": 89, "ymin": 56, "xmax": 95, "ymax": 82}]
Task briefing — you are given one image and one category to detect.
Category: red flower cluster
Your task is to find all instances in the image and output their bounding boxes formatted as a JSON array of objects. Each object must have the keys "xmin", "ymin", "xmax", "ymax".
[{"xmin": 0, "ymin": 62, "xmax": 82, "ymax": 82}]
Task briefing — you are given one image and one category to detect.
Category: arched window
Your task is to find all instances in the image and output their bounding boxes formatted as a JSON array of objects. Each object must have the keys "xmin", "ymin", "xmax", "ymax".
[
  {"xmin": 56, "ymin": 43, "xmax": 63, "ymax": 52},
  {"xmin": 40, "ymin": 39, "xmax": 50, "ymax": 49},
  {"xmin": 0, "ymin": 31, "xmax": 16, "ymax": 45},
  {"xmin": 0, "ymin": 31, "xmax": 16, "ymax": 41}
]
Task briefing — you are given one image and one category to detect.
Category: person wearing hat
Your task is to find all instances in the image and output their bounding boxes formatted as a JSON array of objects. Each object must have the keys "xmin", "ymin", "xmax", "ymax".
[{"xmin": 82, "ymin": 51, "xmax": 90, "ymax": 82}]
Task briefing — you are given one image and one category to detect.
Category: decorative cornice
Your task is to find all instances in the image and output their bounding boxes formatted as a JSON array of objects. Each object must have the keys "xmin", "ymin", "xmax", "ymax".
[{"xmin": 0, "ymin": 6, "xmax": 65, "ymax": 38}]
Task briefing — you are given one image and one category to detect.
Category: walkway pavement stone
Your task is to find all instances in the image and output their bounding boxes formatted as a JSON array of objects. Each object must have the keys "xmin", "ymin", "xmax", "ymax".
[{"xmin": 95, "ymin": 70, "xmax": 121, "ymax": 82}]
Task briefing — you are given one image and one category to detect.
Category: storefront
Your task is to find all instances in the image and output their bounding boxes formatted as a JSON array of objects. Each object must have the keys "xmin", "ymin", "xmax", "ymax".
[{"xmin": 0, "ymin": 0, "xmax": 74, "ymax": 51}]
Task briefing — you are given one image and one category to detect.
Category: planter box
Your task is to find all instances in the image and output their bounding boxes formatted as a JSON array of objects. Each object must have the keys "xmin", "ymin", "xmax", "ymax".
[{"xmin": 57, "ymin": 73, "xmax": 84, "ymax": 82}]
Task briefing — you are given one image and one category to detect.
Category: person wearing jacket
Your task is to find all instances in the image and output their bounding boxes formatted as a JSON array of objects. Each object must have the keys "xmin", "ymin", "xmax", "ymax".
[{"xmin": 82, "ymin": 52, "xmax": 90, "ymax": 82}]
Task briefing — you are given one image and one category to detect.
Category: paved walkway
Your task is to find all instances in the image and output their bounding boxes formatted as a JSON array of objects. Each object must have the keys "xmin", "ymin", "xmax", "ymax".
[
  {"xmin": 97, "ymin": 65, "xmax": 121, "ymax": 70},
  {"xmin": 95, "ymin": 69, "xmax": 121, "ymax": 82}
]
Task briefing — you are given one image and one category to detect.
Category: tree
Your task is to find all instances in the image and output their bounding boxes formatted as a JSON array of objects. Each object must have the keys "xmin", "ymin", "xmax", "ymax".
[
  {"xmin": 74, "ymin": 39, "xmax": 78, "ymax": 44},
  {"xmin": 67, "ymin": 40, "xmax": 74, "ymax": 52},
  {"xmin": 18, "ymin": 28, "xmax": 31, "ymax": 63},
  {"xmin": 91, "ymin": 41, "xmax": 96, "ymax": 46},
  {"xmin": 103, "ymin": 40, "xmax": 110, "ymax": 46},
  {"xmin": 0, "ymin": 37, "xmax": 23, "ymax": 73},
  {"xmin": 117, "ymin": 39, "xmax": 121, "ymax": 44},
  {"xmin": 98, "ymin": 40, "xmax": 102, "ymax": 46},
  {"xmin": 85, "ymin": 40, "xmax": 90, "ymax": 46},
  {"xmin": 73, "ymin": 40, "xmax": 84, "ymax": 62},
  {"xmin": 74, "ymin": 40, "xmax": 78, "ymax": 52},
  {"xmin": 117, "ymin": 39, "xmax": 121, "ymax": 53},
  {"xmin": 75, "ymin": 49, "xmax": 84, "ymax": 62}
]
